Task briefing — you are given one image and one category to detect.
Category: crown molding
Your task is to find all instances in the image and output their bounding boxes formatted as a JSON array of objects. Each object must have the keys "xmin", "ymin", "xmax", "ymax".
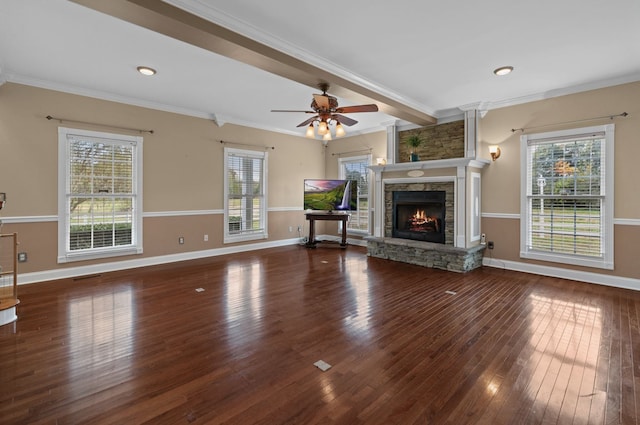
[
  {"xmin": 5, "ymin": 73, "xmax": 389, "ymax": 140},
  {"xmin": 8, "ymin": 74, "xmax": 214, "ymax": 119},
  {"xmin": 445, "ymin": 73, "xmax": 640, "ymax": 118},
  {"xmin": 482, "ymin": 72, "xmax": 640, "ymax": 112},
  {"xmin": 4, "ymin": 74, "xmax": 303, "ymax": 136}
]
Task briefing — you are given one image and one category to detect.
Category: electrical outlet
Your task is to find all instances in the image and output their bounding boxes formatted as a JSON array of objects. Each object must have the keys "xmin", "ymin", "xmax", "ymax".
[
  {"xmin": 297, "ymin": 225, "xmax": 302, "ymax": 232},
  {"xmin": 487, "ymin": 241, "xmax": 494, "ymax": 249},
  {"xmin": 179, "ymin": 237, "xmax": 184, "ymax": 244},
  {"xmin": 288, "ymin": 226, "xmax": 293, "ymax": 232},
  {"xmin": 17, "ymin": 252, "xmax": 27, "ymax": 262},
  {"xmin": 204, "ymin": 234, "xmax": 208, "ymax": 242},
  {"xmin": 481, "ymin": 233, "xmax": 486, "ymax": 244}
]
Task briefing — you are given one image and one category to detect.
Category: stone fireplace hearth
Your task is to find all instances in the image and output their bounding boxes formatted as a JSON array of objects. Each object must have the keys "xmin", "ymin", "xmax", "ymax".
[{"xmin": 366, "ymin": 237, "xmax": 485, "ymax": 273}]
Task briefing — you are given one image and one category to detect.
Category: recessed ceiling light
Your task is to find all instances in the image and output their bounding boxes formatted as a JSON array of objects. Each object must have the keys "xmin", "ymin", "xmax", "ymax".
[
  {"xmin": 137, "ymin": 66, "xmax": 156, "ymax": 76},
  {"xmin": 494, "ymin": 66, "xmax": 513, "ymax": 76}
]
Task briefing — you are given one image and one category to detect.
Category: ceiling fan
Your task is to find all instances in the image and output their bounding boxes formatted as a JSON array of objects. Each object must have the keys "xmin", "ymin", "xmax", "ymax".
[{"xmin": 271, "ymin": 83, "xmax": 379, "ymax": 140}]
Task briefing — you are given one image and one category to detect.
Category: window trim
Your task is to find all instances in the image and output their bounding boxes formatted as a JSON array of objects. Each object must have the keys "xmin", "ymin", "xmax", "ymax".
[
  {"xmin": 223, "ymin": 147, "xmax": 268, "ymax": 244},
  {"xmin": 57, "ymin": 127, "xmax": 143, "ymax": 263},
  {"xmin": 338, "ymin": 154, "xmax": 372, "ymax": 235},
  {"xmin": 519, "ymin": 124, "xmax": 614, "ymax": 269}
]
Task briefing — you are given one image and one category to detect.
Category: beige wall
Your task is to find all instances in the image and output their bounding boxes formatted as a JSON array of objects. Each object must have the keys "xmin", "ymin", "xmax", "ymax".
[
  {"xmin": 0, "ymin": 83, "xmax": 324, "ymax": 276},
  {"xmin": 3, "ymin": 81, "xmax": 638, "ymax": 283},
  {"xmin": 323, "ymin": 131, "xmax": 387, "ymax": 178},
  {"xmin": 480, "ymin": 81, "xmax": 640, "ymax": 280},
  {"xmin": 321, "ymin": 130, "xmax": 387, "ymax": 236}
]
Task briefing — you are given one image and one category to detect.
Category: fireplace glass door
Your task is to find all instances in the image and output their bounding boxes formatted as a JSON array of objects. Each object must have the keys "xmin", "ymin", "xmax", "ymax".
[{"xmin": 392, "ymin": 191, "xmax": 446, "ymax": 243}]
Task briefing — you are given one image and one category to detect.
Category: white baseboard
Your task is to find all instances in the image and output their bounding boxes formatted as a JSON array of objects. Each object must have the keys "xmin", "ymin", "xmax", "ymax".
[
  {"xmin": 17, "ymin": 237, "xmax": 302, "ymax": 285},
  {"xmin": 483, "ymin": 257, "xmax": 640, "ymax": 291},
  {"xmin": 18, "ymin": 238, "xmax": 639, "ymax": 292},
  {"xmin": 18, "ymin": 234, "xmax": 366, "ymax": 285}
]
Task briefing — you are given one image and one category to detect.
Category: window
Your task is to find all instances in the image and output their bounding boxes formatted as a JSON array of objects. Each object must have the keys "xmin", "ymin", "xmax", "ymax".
[
  {"xmin": 520, "ymin": 124, "xmax": 614, "ymax": 269},
  {"xmin": 224, "ymin": 147, "xmax": 268, "ymax": 243},
  {"xmin": 58, "ymin": 127, "xmax": 143, "ymax": 263},
  {"xmin": 339, "ymin": 154, "xmax": 371, "ymax": 233}
]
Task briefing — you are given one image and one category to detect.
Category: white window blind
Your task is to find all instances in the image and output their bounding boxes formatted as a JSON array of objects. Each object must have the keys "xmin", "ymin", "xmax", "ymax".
[
  {"xmin": 339, "ymin": 155, "xmax": 371, "ymax": 233},
  {"xmin": 520, "ymin": 124, "xmax": 614, "ymax": 269},
  {"xmin": 58, "ymin": 127, "xmax": 143, "ymax": 263},
  {"xmin": 224, "ymin": 147, "xmax": 268, "ymax": 243}
]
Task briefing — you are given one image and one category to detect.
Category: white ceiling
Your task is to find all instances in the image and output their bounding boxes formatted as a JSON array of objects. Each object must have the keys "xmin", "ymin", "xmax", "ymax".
[{"xmin": 1, "ymin": 0, "xmax": 639, "ymax": 139}]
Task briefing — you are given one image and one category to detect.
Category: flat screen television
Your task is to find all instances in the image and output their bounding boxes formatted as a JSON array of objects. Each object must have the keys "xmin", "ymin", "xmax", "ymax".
[{"xmin": 304, "ymin": 179, "xmax": 357, "ymax": 212}]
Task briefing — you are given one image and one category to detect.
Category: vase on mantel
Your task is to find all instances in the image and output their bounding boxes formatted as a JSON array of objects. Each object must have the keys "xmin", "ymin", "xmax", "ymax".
[{"xmin": 403, "ymin": 134, "xmax": 424, "ymax": 163}]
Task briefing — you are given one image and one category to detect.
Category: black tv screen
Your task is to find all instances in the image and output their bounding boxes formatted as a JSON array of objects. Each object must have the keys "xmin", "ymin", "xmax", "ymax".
[{"xmin": 304, "ymin": 179, "xmax": 357, "ymax": 212}]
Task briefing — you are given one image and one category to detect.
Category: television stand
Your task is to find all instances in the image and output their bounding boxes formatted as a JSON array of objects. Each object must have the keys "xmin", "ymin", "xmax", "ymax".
[{"xmin": 305, "ymin": 212, "xmax": 349, "ymax": 248}]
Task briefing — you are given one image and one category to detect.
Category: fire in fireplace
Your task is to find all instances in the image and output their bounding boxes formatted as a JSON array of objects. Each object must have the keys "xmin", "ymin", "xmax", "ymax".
[
  {"xmin": 408, "ymin": 209, "xmax": 440, "ymax": 233},
  {"xmin": 392, "ymin": 191, "xmax": 446, "ymax": 243}
]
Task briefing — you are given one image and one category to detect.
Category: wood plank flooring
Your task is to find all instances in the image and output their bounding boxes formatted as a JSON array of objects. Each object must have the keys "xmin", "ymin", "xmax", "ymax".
[{"xmin": 1, "ymin": 245, "xmax": 640, "ymax": 424}]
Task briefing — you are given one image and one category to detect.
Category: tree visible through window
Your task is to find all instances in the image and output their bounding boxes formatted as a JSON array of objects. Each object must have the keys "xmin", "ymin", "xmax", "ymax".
[
  {"xmin": 224, "ymin": 147, "xmax": 268, "ymax": 243},
  {"xmin": 339, "ymin": 155, "xmax": 371, "ymax": 233},
  {"xmin": 520, "ymin": 124, "xmax": 614, "ymax": 269},
  {"xmin": 58, "ymin": 127, "xmax": 143, "ymax": 263}
]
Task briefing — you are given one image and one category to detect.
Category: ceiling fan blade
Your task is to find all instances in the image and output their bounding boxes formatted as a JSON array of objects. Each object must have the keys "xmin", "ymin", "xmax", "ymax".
[
  {"xmin": 296, "ymin": 116, "xmax": 319, "ymax": 127},
  {"xmin": 336, "ymin": 104, "xmax": 379, "ymax": 113},
  {"xmin": 271, "ymin": 109, "xmax": 316, "ymax": 113},
  {"xmin": 312, "ymin": 94, "xmax": 330, "ymax": 110},
  {"xmin": 333, "ymin": 114, "xmax": 358, "ymax": 126}
]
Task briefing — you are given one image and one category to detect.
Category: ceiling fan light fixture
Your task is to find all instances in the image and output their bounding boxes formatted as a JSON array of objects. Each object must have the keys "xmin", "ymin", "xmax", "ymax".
[
  {"xmin": 271, "ymin": 84, "xmax": 377, "ymax": 138},
  {"xmin": 323, "ymin": 132, "xmax": 332, "ymax": 142},
  {"xmin": 137, "ymin": 66, "xmax": 157, "ymax": 76},
  {"xmin": 305, "ymin": 123, "xmax": 315, "ymax": 138},
  {"xmin": 318, "ymin": 121, "xmax": 328, "ymax": 135}
]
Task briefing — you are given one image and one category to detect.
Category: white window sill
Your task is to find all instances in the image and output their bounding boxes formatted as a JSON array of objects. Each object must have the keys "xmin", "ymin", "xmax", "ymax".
[
  {"xmin": 520, "ymin": 250, "xmax": 613, "ymax": 270},
  {"xmin": 224, "ymin": 232, "xmax": 268, "ymax": 244},
  {"xmin": 58, "ymin": 246, "xmax": 143, "ymax": 263}
]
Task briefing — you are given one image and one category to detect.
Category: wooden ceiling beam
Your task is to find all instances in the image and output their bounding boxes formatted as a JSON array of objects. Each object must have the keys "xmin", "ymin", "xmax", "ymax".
[{"xmin": 70, "ymin": 0, "xmax": 436, "ymax": 125}]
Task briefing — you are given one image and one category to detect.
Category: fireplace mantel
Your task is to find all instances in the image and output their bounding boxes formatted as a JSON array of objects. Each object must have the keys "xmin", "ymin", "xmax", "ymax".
[
  {"xmin": 369, "ymin": 157, "xmax": 489, "ymax": 173},
  {"xmin": 369, "ymin": 157, "xmax": 490, "ymax": 249}
]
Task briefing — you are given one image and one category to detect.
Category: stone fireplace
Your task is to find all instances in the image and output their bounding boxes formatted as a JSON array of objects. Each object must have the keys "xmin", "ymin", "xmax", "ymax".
[
  {"xmin": 365, "ymin": 112, "xmax": 490, "ymax": 272},
  {"xmin": 367, "ymin": 170, "xmax": 484, "ymax": 272}
]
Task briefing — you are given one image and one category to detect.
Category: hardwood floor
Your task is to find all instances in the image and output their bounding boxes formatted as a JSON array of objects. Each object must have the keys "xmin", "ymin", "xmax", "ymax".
[{"xmin": 1, "ymin": 245, "xmax": 640, "ymax": 424}]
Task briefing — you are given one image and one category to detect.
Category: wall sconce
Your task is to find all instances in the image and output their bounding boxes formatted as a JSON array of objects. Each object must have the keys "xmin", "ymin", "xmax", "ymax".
[
  {"xmin": 376, "ymin": 157, "xmax": 387, "ymax": 165},
  {"xmin": 489, "ymin": 145, "xmax": 501, "ymax": 161}
]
